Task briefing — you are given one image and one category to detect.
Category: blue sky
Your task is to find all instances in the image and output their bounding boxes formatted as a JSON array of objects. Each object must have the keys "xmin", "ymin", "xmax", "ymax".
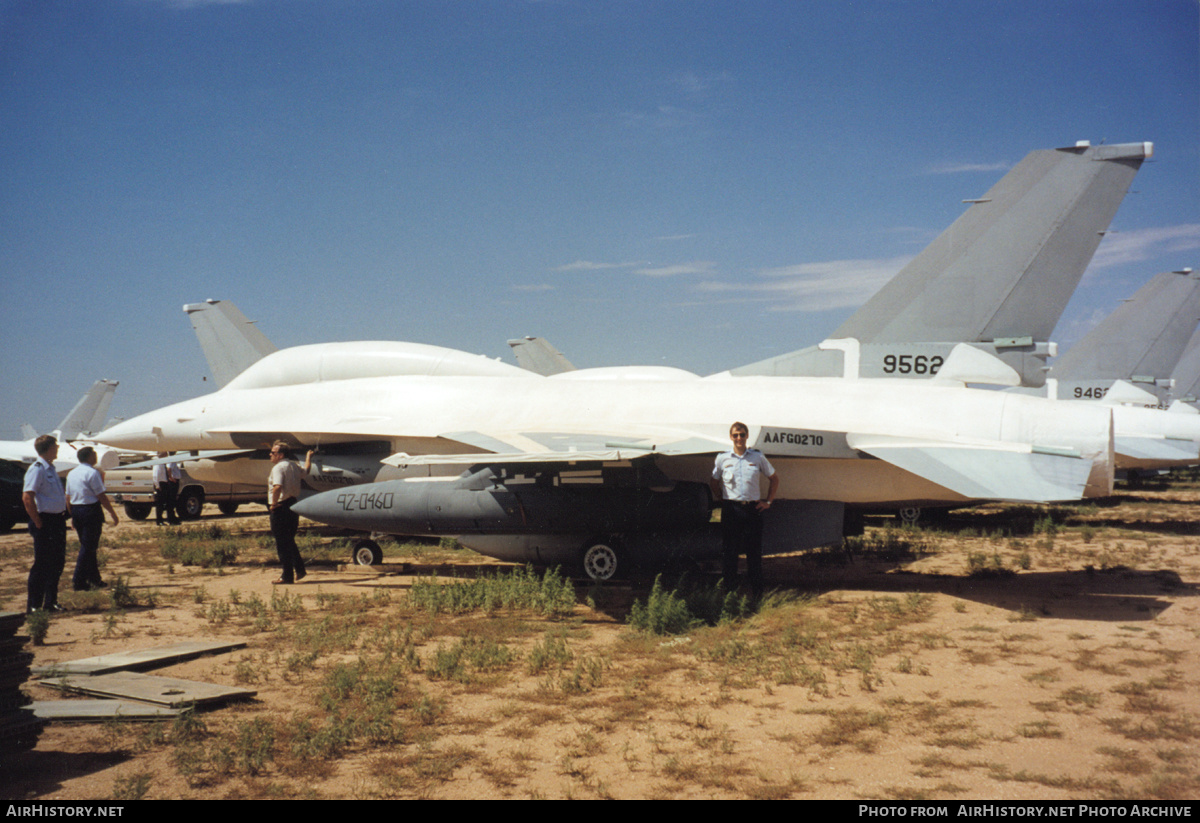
[{"xmin": 2, "ymin": 0, "xmax": 1197, "ymax": 434}]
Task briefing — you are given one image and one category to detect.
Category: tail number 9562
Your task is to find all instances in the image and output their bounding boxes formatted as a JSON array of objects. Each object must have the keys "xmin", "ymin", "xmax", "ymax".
[{"xmin": 883, "ymin": 354, "xmax": 943, "ymax": 375}]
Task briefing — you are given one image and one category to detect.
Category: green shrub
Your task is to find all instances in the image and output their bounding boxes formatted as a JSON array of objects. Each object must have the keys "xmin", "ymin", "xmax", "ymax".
[
  {"xmin": 407, "ymin": 565, "xmax": 576, "ymax": 617},
  {"xmin": 160, "ymin": 525, "xmax": 240, "ymax": 567}
]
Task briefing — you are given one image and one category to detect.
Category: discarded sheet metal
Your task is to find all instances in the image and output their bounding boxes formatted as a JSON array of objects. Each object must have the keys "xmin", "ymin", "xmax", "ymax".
[
  {"xmin": 32, "ymin": 640, "xmax": 247, "ymax": 676},
  {"xmin": 40, "ymin": 672, "xmax": 256, "ymax": 708},
  {"xmin": 29, "ymin": 699, "xmax": 182, "ymax": 721}
]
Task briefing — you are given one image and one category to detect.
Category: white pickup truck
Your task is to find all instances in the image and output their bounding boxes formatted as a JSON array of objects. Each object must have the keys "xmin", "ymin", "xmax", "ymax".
[{"xmin": 107, "ymin": 466, "xmax": 266, "ymax": 521}]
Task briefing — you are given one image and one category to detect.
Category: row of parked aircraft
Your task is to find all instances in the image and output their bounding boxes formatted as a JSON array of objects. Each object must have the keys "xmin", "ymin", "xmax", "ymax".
[{"xmin": 81, "ymin": 139, "xmax": 1200, "ymax": 579}]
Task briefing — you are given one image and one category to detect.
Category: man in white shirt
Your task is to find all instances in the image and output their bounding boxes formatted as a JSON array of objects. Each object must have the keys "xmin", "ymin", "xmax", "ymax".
[
  {"xmin": 268, "ymin": 441, "xmax": 312, "ymax": 584},
  {"xmin": 710, "ymin": 422, "xmax": 779, "ymax": 601},
  {"xmin": 23, "ymin": 435, "xmax": 67, "ymax": 613},
  {"xmin": 153, "ymin": 453, "xmax": 181, "ymax": 525},
  {"xmin": 65, "ymin": 445, "xmax": 119, "ymax": 591}
]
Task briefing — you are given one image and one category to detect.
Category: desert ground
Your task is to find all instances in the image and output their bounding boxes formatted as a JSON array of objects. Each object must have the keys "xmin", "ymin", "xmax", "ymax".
[{"xmin": 1, "ymin": 477, "xmax": 1197, "ymax": 801}]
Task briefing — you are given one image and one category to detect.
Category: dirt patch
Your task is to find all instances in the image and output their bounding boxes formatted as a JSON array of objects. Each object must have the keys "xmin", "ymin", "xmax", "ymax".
[{"xmin": 1, "ymin": 485, "xmax": 1198, "ymax": 800}]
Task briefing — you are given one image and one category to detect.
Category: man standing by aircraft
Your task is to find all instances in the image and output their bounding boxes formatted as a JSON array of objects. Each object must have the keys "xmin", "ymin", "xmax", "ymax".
[
  {"xmin": 268, "ymin": 441, "xmax": 309, "ymax": 585},
  {"xmin": 711, "ymin": 422, "xmax": 778, "ymax": 602},
  {"xmin": 23, "ymin": 435, "xmax": 67, "ymax": 613},
  {"xmin": 65, "ymin": 446, "xmax": 118, "ymax": 591},
  {"xmin": 153, "ymin": 453, "xmax": 181, "ymax": 525}
]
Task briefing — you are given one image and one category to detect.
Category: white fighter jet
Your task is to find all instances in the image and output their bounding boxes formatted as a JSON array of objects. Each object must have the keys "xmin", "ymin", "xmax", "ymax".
[{"xmin": 95, "ymin": 141, "xmax": 1156, "ymax": 579}]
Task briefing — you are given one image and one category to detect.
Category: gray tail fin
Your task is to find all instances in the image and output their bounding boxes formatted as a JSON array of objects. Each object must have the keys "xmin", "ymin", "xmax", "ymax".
[
  {"xmin": 507, "ymin": 337, "xmax": 576, "ymax": 375},
  {"xmin": 56, "ymin": 379, "xmax": 119, "ymax": 440},
  {"xmin": 1167, "ymin": 323, "xmax": 1200, "ymax": 407},
  {"xmin": 732, "ymin": 141, "xmax": 1154, "ymax": 384},
  {"xmin": 184, "ymin": 300, "xmax": 278, "ymax": 387},
  {"xmin": 1049, "ymin": 269, "xmax": 1200, "ymax": 402}
]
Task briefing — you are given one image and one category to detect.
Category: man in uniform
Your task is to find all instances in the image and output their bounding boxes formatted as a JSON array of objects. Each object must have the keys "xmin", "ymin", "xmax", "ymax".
[
  {"xmin": 710, "ymin": 422, "xmax": 778, "ymax": 601},
  {"xmin": 23, "ymin": 435, "xmax": 67, "ymax": 613},
  {"xmin": 65, "ymin": 445, "xmax": 119, "ymax": 591}
]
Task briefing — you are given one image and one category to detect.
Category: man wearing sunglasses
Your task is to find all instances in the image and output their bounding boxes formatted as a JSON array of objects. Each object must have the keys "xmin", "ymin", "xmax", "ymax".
[
  {"xmin": 710, "ymin": 422, "xmax": 778, "ymax": 601},
  {"xmin": 268, "ymin": 441, "xmax": 313, "ymax": 584}
]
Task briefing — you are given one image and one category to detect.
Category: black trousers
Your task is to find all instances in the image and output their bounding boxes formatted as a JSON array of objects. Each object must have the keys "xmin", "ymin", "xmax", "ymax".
[
  {"xmin": 28, "ymin": 512, "xmax": 66, "ymax": 611},
  {"xmin": 71, "ymin": 502, "xmax": 104, "ymax": 590},
  {"xmin": 721, "ymin": 500, "xmax": 764, "ymax": 599},
  {"xmin": 155, "ymin": 480, "xmax": 179, "ymax": 524},
  {"xmin": 270, "ymin": 497, "xmax": 305, "ymax": 583}
]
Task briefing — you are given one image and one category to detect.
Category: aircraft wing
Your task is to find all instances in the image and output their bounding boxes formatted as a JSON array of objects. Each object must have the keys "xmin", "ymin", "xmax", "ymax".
[
  {"xmin": 115, "ymin": 449, "xmax": 257, "ymax": 470},
  {"xmin": 386, "ymin": 426, "xmax": 1099, "ymax": 504},
  {"xmin": 383, "ymin": 429, "xmax": 728, "ymax": 468},
  {"xmin": 845, "ymin": 433, "xmax": 1095, "ymax": 502}
]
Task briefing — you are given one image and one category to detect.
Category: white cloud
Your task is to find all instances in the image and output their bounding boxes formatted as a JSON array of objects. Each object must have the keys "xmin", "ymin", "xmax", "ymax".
[
  {"xmin": 633, "ymin": 261, "xmax": 715, "ymax": 277},
  {"xmin": 698, "ymin": 256, "xmax": 911, "ymax": 312},
  {"xmin": 925, "ymin": 161, "xmax": 1011, "ymax": 175},
  {"xmin": 552, "ymin": 259, "xmax": 713, "ymax": 277},
  {"xmin": 552, "ymin": 260, "xmax": 636, "ymax": 272},
  {"xmin": 1088, "ymin": 224, "xmax": 1200, "ymax": 269}
]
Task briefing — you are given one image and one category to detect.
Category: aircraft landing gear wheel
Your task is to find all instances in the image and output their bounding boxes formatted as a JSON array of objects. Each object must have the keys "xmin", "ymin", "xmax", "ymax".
[
  {"xmin": 897, "ymin": 506, "xmax": 921, "ymax": 525},
  {"xmin": 353, "ymin": 538, "xmax": 383, "ymax": 566},
  {"xmin": 581, "ymin": 541, "xmax": 621, "ymax": 582}
]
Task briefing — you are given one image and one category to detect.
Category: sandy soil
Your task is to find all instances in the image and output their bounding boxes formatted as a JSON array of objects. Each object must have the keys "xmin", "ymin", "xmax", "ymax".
[{"xmin": 1, "ymin": 483, "xmax": 1197, "ymax": 801}]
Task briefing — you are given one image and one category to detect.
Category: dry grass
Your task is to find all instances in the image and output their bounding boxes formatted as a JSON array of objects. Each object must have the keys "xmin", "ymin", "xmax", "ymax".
[{"xmin": 4, "ymin": 480, "xmax": 1200, "ymax": 799}]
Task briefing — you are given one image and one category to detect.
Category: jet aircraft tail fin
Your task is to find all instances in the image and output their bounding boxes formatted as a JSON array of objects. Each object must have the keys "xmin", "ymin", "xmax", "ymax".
[
  {"xmin": 732, "ymin": 141, "xmax": 1154, "ymax": 385},
  {"xmin": 184, "ymin": 300, "xmax": 278, "ymax": 387},
  {"xmin": 1049, "ymin": 269, "xmax": 1200, "ymax": 404},
  {"xmin": 1166, "ymin": 323, "xmax": 1200, "ymax": 409},
  {"xmin": 507, "ymin": 337, "xmax": 575, "ymax": 375},
  {"xmin": 55, "ymin": 379, "xmax": 119, "ymax": 440}
]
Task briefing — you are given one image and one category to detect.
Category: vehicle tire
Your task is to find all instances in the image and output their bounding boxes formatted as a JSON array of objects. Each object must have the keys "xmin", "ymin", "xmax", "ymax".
[
  {"xmin": 177, "ymin": 488, "xmax": 205, "ymax": 521},
  {"xmin": 217, "ymin": 501, "xmax": 239, "ymax": 516},
  {"xmin": 897, "ymin": 506, "xmax": 921, "ymax": 525},
  {"xmin": 581, "ymin": 540, "xmax": 621, "ymax": 582},
  {"xmin": 124, "ymin": 502, "xmax": 152, "ymax": 521},
  {"xmin": 352, "ymin": 538, "xmax": 383, "ymax": 566},
  {"xmin": 0, "ymin": 516, "xmax": 14, "ymax": 533}
]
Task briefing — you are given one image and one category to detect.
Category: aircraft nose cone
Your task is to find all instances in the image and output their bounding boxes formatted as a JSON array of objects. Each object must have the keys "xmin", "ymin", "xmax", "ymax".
[
  {"xmin": 94, "ymin": 420, "xmax": 158, "ymax": 450},
  {"xmin": 292, "ymin": 490, "xmax": 347, "ymax": 526}
]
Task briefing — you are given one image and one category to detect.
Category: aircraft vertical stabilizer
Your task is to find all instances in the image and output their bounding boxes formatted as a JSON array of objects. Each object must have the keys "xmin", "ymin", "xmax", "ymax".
[
  {"xmin": 56, "ymin": 379, "xmax": 119, "ymax": 440},
  {"xmin": 1167, "ymin": 323, "xmax": 1200, "ymax": 408},
  {"xmin": 184, "ymin": 300, "xmax": 278, "ymax": 387},
  {"xmin": 1048, "ymin": 269, "xmax": 1200, "ymax": 403},
  {"xmin": 732, "ymin": 141, "xmax": 1154, "ymax": 385},
  {"xmin": 508, "ymin": 337, "xmax": 576, "ymax": 375}
]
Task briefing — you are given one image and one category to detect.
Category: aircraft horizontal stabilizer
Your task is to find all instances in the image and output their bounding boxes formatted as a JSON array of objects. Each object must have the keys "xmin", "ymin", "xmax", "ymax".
[
  {"xmin": 846, "ymin": 434, "xmax": 1094, "ymax": 502},
  {"xmin": 1113, "ymin": 436, "xmax": 1200, "ymax": 464}
]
